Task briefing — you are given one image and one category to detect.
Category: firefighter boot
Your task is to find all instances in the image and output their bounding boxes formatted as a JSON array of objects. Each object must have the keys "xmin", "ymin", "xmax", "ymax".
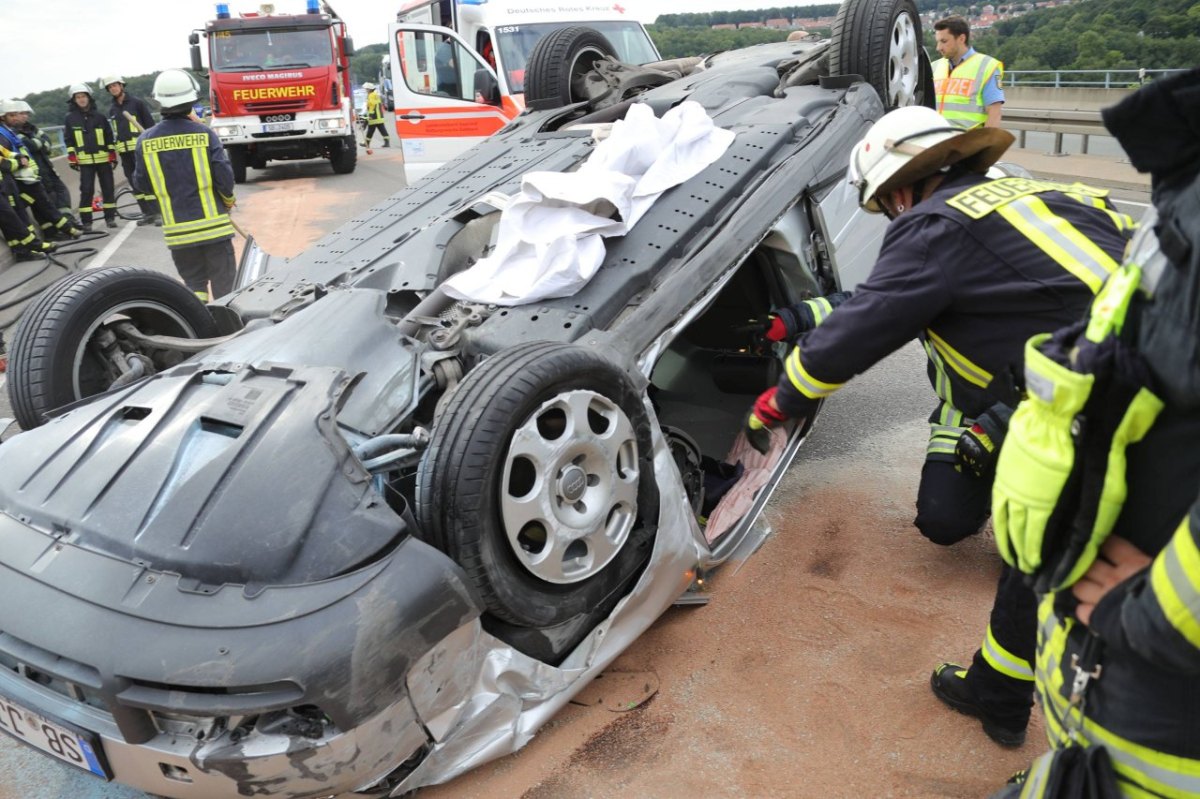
[
  {"xmin": 930, "ymin": 663, "xmax": 1027, "ymax": 748},
  {"xmin": 383, "ymin": 139, "xmax": 390, "ymax": 148},
  {"xmin": 12, "ymin": 240, "xmax": 56, "ymax": 262}
]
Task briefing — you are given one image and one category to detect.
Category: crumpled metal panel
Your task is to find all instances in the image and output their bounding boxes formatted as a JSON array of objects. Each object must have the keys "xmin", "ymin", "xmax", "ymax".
[{"xmin": 396, "ymin": 418, "xmax": 707, "ymax": 792}]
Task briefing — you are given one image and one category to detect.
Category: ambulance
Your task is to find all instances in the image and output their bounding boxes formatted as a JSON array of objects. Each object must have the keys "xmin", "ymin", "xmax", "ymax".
[{"xmin": 389, "ymin": 0, "xmax": 658, "ymax": 182}]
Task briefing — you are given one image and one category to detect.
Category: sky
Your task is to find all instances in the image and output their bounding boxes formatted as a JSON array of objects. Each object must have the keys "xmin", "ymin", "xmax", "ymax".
[{"xmin": 1, "ymin": 0, "xmax": 824, "ymax": 98}]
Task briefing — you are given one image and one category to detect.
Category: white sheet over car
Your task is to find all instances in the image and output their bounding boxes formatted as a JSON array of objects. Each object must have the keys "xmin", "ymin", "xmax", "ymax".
[{"xmin": 443, "ymin": 101, "xmax": 736, "ymax": 306}]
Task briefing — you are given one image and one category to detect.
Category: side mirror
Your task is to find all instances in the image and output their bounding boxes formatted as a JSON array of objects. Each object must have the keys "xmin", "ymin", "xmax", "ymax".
[
  {"xmin": 474, "ymin": 69, "xmax": 500, "ymax": 107},
  {"xmin": 343, "ymin": 37, "xmax": 355, "ymax": 57},
  {"xmin": 190, "ymin": 44, "xmax": 205, "ymax": 74},
  {"xmin": 188, "ymin": 32, "xmax": 200, "ymax": 46}
]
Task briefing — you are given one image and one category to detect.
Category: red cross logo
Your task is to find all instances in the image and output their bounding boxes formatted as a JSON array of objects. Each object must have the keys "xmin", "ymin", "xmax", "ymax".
[{"xmin": 614, "ymin": 3, "xmax": 626, "ymax": 12}]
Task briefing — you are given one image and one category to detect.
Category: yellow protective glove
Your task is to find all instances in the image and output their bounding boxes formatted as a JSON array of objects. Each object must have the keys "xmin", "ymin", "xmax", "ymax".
[{"xmin": 992, "ymin": 335, "xmax": 1094, "ymax": 574}]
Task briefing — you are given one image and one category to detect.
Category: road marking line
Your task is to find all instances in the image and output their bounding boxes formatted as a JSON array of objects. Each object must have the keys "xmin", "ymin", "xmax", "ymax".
[{"xmin": 88, "ymin": 221, "xmax": 138, "ymax": 270}]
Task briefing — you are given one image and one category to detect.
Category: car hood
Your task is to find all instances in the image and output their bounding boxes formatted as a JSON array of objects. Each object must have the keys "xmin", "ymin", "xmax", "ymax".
[{"xmin": 0, "ymin": 289, "xmax": 421, "ymax": 588}]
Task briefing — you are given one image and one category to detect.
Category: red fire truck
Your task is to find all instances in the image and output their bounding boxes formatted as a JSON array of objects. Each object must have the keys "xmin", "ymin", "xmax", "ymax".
[{"xmin": 189, "ymin": 1, "xmax": 358, "ymax": 183}]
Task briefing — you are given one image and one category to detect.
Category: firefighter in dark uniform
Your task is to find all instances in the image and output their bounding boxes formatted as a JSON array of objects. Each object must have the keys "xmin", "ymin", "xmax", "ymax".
[
  {"xmin": 7, "ymin": 100, "xmax": 75, "ymax": 223},
  {"xmin": 987, "ymin": 69, "xmax": 1200, "ymax": 798},
  {"xmin": 63, "ymin": 83, "xmax": 117, "ymax": 231},
  {"xmin": 0, "ymin": 159, "xmax": 55, "ymax": 261},
  {"xmin": 133, "ymin": 69, "xmax": 236, "ymax": 301},
  {"xmin": 0, "ymin": 101, "xmax": 80, "ymax": 241},
  {"xmin": 743, "ymin": 105, "xmax": 1134, "ymax": 748},
  {"xmin": 104, "ymin": 75, "xmax": 161, "ymax": 227}
]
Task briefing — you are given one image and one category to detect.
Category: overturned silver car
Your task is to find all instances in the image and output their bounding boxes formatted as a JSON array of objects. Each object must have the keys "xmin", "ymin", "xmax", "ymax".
[{"xmin": 0, "ymin": 0, "xmax": 928, "ymax": 795}]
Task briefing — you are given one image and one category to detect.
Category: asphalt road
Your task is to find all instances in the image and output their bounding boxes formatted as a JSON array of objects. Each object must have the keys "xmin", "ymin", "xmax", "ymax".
[{"xmin": 0, "ymin": 147, "xmax": 1151, "ymax": 799}]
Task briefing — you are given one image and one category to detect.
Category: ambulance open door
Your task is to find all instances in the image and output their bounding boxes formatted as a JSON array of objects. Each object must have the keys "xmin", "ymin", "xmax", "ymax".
[{"xmin": 389, "ymin": 23, "xmax": 511, "ymax": 184}]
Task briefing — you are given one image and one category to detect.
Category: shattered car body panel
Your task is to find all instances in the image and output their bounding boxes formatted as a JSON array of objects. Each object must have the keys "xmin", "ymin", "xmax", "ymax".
[{"xmin": 0, "ymin": 35, "xmax": 895, "ymax": 799}]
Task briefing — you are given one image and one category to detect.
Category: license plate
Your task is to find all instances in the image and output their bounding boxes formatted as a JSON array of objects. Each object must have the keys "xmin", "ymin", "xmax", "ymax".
[
  {"xmin": 262, "ymin": 121, "xmax": 293, "ymax": 133},
  {"xmin": 0, "ymin": 692, "xmax": 110, "ymax": 778}
]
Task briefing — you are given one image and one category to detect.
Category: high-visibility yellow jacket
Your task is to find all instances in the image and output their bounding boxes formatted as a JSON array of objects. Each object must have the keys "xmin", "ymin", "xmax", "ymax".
[{"xmin": 933, "ymin": 52, "xmax": 1003, "ymax": 129}]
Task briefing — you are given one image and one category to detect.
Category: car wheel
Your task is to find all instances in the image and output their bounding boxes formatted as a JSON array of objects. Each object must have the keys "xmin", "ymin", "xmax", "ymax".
[
  {"xmin": 417, "ymin": 342, "xmax": 659, "ymax": 628},
  {"xmin": 830, "ymin": 0, "xmax": 923, "ymax": 110},
  {"xmin": 228, "ymin": 145, "xmax": 248, "ymax": 184},
  {"xmin": 6, "ymin": 267, "xmax": 219, "ymax": 429},
  {"xmin": 330, "ymin": 135, "xmax": 358, "ymax": 174},
  {"xmin": 524, "ymin": 26, "xmax": 618, "ymax": 108}
]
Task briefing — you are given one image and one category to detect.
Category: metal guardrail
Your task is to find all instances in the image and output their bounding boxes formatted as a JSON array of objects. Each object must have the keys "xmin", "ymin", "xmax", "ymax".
[
  {"xmin": 1007, "ymin": 68, "xmax": 1189, "ymax": 88},
  {"xmin": 1003, "ymin": 107, "xmax": 1107, "ymax": 156}
]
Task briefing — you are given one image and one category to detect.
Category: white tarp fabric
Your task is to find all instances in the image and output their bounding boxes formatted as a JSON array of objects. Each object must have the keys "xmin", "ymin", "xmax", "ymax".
[{"xmin": 442, "ymin": 101, "xmax": 736, "ymax": 306}]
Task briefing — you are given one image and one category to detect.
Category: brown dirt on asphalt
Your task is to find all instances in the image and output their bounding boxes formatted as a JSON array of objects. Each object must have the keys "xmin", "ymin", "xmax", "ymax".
[{"xmin": 422, "ymin": 445, "xmax": 1045, "ymax": 799}]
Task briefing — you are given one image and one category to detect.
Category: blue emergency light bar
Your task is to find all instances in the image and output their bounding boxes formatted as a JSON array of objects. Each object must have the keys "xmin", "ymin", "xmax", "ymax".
[
  {"xmin": 216, "ymin": 3, "xmax": 231, "ymax": 18},
  {"xmin": 307, "ymin": 0, "xmax": 319, "ymax": 11}
]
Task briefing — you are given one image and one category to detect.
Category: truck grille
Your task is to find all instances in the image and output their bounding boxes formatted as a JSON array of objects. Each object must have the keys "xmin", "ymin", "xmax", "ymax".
[{"xmin": 245, "ymin": 100, "xmax": 309, "ymax": 113}]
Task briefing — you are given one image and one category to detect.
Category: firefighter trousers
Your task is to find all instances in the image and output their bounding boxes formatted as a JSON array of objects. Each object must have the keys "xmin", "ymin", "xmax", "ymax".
[
  {"xmin": 916, "ymin": 460, "xmax": 1037, "ymax": 728},
  {"xmin": 77, "ymin": 163, "xmax": 116, "ymax": 227},
  {"xmin": 35, "ymin": 157, "xmax": 73, "ymax": 215},
  {"xmin": 117, "ymin": 152, "xmax": 159, "ymax": 219},
  {"xmin": 15, "ymin": 180, "xmax": 73, "ymax": 237},
  {"xmin": 171, "ymin": 238, "xmax": 235, "ymax": 301},
  {"xmin": 1, "ymin": 175, "xmax": 39, "ymax": 253},
  {"xmin": 364, "ymin": 123, "xmax": 390, "ymax": 144}
]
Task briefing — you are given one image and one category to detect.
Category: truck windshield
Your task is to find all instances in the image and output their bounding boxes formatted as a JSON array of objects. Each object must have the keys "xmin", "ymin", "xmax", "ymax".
[
  {"xmin": 496, "ymin": 22, "xmax": 657, "ymax": 93},
  {"xmin": 211, "ymin": 27, "xmax": 334, "ymax": 72}
]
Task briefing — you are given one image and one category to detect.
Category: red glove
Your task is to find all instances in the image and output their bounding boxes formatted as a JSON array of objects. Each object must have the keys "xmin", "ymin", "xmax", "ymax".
[
  {"xmin": 745, "ymin": 387, "xmax": 788, "ymax": 455},
  {"xmin": 67, "ymin": 152, "xmax": 79, "ymax": 171},
  {"xmin": 107, "ymin": 151, "xmax": 117, "ymax": 165}
]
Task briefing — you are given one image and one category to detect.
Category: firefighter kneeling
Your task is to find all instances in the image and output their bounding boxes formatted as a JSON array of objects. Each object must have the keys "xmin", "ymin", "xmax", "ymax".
[
  {"xmin": 133, "ymin": 69, "xmax": 236, "ymax": 301},
  {"xmin": 743, "ymin": 104, "xmax": 1135, "ymax": 748}
]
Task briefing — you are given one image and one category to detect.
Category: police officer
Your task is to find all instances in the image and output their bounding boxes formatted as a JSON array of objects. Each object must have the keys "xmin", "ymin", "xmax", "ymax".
[
  {"xmin": 104, "ymin": 75, "xmax": 161, "ymax": 227},
  {"xmin": 7, "ymin": 100, "xmax": 75, "ymax": 223},
  {"xmin": 362, "ymin": 82, "xmax": 390, "ymax": 151},
  {"xmin": 0, "ymin": 100, "xmax": 80, "ymax": 241},
  {"xmin": 932, "ymin": 16, "xmax": 1004, "ymax": 129},
  {"xmin": 63, "ymin": 83, "xmax": 118, "ymax": 231},
  {"xmin": 133, "ymin": 69, "xmax": 236, "ymax": 301},
  {"xmin": 744, "ymin": 105, "xmax": 1134, "ymax": 747},
  {"xmin": 988, "ymin": 68, "xmax": 1200, "ymax": 798}
]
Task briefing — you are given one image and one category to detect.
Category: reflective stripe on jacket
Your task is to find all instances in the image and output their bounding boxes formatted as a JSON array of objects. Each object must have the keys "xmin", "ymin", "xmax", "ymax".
[
  {"xmin": 773, "ymin": 173, "xmax": 1132, "ymax": 431},
  {"xmin": 933, "ymin": 53, "xmax": 1002, "ymax": 129},
  {"xmin": 132, "ymin": 118, "xmax": 235, "ymax": 249},
  {"xmin": 63, "ymin": 105, "xmax": 116, "ymax": 165},
  {"xmin": 109, "ymin": 94, "xmax": 156, "ymax": 153}
]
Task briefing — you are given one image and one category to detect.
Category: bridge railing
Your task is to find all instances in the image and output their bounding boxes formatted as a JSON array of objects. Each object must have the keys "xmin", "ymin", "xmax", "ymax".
[
  {"xmin": 1006, "ymin": 68, "xmax": 1189, "ymax": 89},
  {"xmin": 1003, "ymin": 107, "xmax": 1110, "ymax": 156}
]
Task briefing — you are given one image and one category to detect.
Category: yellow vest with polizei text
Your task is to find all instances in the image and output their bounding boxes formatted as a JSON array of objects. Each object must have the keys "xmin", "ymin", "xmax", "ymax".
[{"xmin": 933, "ymin": 53, "xmax": 1002, "ymax": 130}]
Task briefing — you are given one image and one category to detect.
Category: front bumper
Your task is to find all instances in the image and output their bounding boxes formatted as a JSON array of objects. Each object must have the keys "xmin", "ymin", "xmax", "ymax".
[{"xmin": 0, "ymin": 508, "xmax": 480, "ymax": 798}]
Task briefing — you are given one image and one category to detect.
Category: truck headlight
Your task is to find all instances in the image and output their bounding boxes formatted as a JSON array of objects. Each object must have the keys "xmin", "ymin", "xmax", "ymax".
[
  {"xmin": 317, "ymin": 118, "xmax": 345, "ymax": 130},
  {"xmin": 213, "ymin": 125, "xmax": 240, "ymax": 138}
]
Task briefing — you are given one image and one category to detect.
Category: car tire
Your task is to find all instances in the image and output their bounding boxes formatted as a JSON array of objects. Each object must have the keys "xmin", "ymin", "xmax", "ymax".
[
  {"xmin": 830, "ymin": 0, "xmax": 924, "ymax": 110},
  {"xmin": 524, "ymin": 26, "xmax": 618, "ymax": 108},
  {"xmin": 228, "ymin": 145, "xmax": 248, "ymax": 184},
  {"xmin": 417, "ymin": 341, "xmax": 659, "ymax": 628},
  {"xmin": 330, "ymin": 135, "xmax": 358, "ymax": 174},
  {"xmin": 6, "ymin": 267, "xmax": 219, "ymax": 429}
]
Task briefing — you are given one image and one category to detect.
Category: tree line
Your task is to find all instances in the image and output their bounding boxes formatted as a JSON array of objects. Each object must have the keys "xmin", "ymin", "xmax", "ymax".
[{"xmin": 971, "ymin": 0, "xmax": 1200, "ymax": 73}]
